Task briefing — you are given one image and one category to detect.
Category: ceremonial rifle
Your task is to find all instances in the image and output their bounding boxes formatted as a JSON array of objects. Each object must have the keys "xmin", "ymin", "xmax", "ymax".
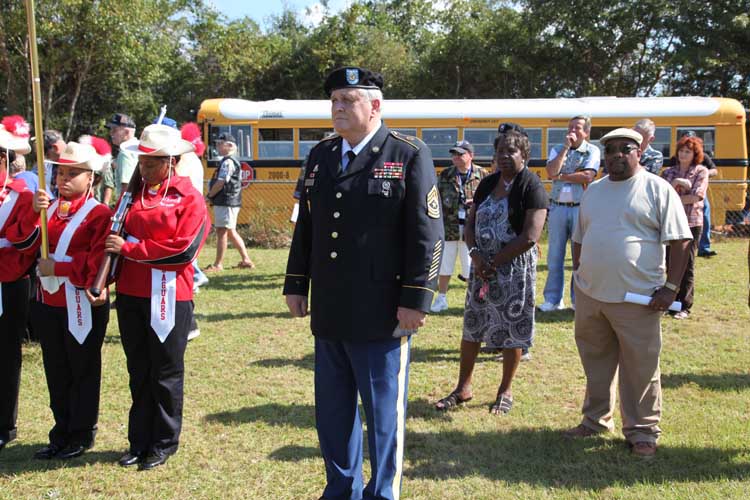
[{"xmin": 89, "ymin": 165, "xmax": 142, "ymax": 296}]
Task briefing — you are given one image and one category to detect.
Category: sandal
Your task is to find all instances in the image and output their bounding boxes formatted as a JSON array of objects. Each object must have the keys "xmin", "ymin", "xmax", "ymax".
[
  {"xmin": 435, "ymin": 391, "xmax": 473, "ymax": 411},
  {"xmin": 235, "ymin": 261, "xmax": 256, "ymax": 269},
  {"xmin": 489, "ymin": 393, "xmax": 513, "ymax": 415},
  {"xmin": 204, "ymin": 264, "xmax": 223, "ymax": 273}
]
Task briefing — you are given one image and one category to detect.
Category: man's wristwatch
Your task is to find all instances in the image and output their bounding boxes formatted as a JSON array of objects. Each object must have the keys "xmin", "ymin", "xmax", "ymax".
[
  {"xmin": 663, "ymin": 281, "xmax": 679, "ymax": 293},
  {"xmin": 468, "ymin": 246, "xmax": 480, "ymax": 257}
]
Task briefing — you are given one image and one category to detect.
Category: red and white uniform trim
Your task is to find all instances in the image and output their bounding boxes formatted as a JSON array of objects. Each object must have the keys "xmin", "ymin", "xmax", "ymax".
[
  {"xmin": 117, "ymin": 175, "xmax": 208, "ymax": 301},
  {"xmin": 0, "ymin": 175, "xmax": 39, "ymax": 282}
]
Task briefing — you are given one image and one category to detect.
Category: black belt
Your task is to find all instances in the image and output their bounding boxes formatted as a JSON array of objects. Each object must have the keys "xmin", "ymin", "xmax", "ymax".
[{"xmin": 550, "ymin": 200, "xmax": 580, "ymax": 207}]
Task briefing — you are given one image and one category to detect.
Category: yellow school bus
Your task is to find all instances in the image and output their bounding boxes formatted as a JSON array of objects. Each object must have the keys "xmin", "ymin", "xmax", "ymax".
[{"xmin": 197, "ymin": 96, "xmax": 748, "ymax": 227}]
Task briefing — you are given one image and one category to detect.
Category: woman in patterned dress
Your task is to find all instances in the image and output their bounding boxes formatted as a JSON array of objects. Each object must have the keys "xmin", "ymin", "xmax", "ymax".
[{"xmin": 435, "ymin": 130, "xmax": 548, "ymax": 414}]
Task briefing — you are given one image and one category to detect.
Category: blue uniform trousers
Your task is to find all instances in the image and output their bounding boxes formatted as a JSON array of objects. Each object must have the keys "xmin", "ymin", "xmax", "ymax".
[{"xmin": 315, "ymin": 336, "xmax": 410, "ymax": 500}]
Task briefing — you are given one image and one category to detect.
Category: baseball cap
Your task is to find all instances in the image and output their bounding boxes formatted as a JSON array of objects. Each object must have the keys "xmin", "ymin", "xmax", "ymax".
[
  {"xmin": 449, "ymin": 140, "xmax": 474, "ymax": 155},
  {"xmin": 216, "ymin": 132, "xmax": 237, "ymax": 144},
  {"xmin": 105, "ymin": 113, "xmax": 136, "ymax": 129}
]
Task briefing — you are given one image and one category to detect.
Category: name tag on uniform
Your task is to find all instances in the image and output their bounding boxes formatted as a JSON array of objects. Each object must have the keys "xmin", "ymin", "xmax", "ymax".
[
  {"xmin": 373, "ymin": 162, "xmax": 404, "ymax": 179},
  {"xmin": 558, "ymin": 184, "xmax": 574, "ymax": 203},
  {"xmin": 304, "ymin": 178, "xmax": 315, "ymax": 187}
]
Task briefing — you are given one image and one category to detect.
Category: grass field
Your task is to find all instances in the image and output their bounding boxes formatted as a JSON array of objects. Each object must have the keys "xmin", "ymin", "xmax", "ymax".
[{"xmin": 1, "ymin": 238, "xmax": 748, "ymax": 500}]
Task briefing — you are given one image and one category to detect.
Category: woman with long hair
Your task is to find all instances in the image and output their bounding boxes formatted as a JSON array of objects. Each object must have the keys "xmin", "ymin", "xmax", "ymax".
[{"xmin": 661, "ymin": 136, "xmax": 709, "ymax": 319}]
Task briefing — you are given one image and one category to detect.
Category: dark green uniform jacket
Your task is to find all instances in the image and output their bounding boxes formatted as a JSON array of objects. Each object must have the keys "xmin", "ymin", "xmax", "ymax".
[{"xmin": 283, "ymin": 124, "xmax": 444, "ymax": 342}]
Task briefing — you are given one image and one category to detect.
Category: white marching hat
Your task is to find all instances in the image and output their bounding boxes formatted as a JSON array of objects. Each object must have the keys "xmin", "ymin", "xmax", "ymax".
[
  {"xmin": 47, "ymin": 142, "xmax": 101, "ymax": 172},
  {"xmin": 124, "ymin": 124, "xmax": 195, "ymax": 156}
]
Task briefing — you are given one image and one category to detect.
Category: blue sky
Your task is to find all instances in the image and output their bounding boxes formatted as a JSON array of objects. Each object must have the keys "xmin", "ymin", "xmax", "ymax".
[{"xmin": 208, "ymin": 0, "xmax": 348, "ymax": 27}]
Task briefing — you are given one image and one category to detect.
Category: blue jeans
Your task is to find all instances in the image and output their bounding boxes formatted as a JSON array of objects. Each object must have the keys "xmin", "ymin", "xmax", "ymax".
[
  {"xmin": 699, "ymin": 197, "xmax": 711, "ymax": 253},
  {"xmin": 543, "ymin": 204, "xmax": 577, "ymax": 306}
]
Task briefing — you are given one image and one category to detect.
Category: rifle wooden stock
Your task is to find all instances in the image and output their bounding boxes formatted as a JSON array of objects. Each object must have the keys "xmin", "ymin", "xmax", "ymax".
[{"xmin": 89, "ymin": 166, "xmax": 142, "ymax": 296}]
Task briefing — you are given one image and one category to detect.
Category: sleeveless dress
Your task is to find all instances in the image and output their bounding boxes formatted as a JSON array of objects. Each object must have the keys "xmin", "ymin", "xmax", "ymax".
[{"xmin": 462, "ymin": 194, "xmax": 537, "ymax": 349}]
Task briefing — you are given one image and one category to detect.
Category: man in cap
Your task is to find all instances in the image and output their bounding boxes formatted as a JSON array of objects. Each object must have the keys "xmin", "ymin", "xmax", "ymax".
[
  {"xmin": 540, "ymin": 115, "xmax": 600, "ymax": 312},
  {"xmin": 431, "ymin": 140, "xmax": 486, "ymax": 312},
  {"xmin": 106, "ymin": 113, "xmax": 138, "ymax": 195},
  {"xmin": 564, "ymin": 128, "xmax": 692, "ymax": 459},
  {"xmin": 205, "ymin": 132, "xmax": 254, "ymax": 271},
  {"xmin": 284, "ymin": 66, "xmax": 443, "ymax": 500}
]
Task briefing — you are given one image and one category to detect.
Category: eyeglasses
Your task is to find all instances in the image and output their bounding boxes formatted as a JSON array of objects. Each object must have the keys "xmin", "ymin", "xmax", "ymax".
[{"xmin": 604, "ymin": 144, "xmax": 639, "ymax": 156}]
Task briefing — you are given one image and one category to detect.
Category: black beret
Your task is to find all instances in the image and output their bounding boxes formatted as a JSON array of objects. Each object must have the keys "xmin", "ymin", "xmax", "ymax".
[{"xmin": 324, "ymin": 66, "xmax": 384, "ymax": 96}]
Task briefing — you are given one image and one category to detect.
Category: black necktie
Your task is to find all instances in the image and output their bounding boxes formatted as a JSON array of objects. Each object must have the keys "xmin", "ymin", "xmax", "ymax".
[{"xmin": 341, "ymin": 150, "xmax": 356, "ymax": 174}]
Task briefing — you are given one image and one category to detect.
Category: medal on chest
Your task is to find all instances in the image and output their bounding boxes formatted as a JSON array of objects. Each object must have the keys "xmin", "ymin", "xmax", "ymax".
[{"xmin": 59, "ymin": 200, "xmax": 72, "ymax": 218}]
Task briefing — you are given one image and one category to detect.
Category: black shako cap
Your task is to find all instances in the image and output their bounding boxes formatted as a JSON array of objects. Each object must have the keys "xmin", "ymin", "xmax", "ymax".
[{"xmin": 324, "ymin": 66, "xmax": 384, "ymax": 96}]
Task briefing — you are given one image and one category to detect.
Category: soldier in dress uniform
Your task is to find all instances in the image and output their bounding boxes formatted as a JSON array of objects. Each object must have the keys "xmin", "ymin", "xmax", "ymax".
[{"xmin": 283, "ymin": 66, "xmax": 444, "ymax": 500}]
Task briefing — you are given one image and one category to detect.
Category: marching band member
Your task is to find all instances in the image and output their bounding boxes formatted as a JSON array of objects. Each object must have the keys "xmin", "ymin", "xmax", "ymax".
[
  {"xmin": 0, "ymin": 116, "xmax": 37, "ymax": 454},
  {"xmin": 104, "ymin": 124, "xmax": 208, "ymax": 470},
  {"xmin": 31, "ymin": 142, "xmax": 112, "ymax": 460}
]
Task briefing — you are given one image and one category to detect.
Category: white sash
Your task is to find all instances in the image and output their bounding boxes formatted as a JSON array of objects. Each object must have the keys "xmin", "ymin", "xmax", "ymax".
[
  {"xmin": 65, "ymin": 281, "xmax": 93, "ymax": 344},
  {"xmin": 0, "ymin": 191, "xmax": 20, "ymax": 318},
  {"xmin": 39, "ymin": 198, "xmax": 100, "ymax": 294},
  {"xmin": 150, "ymin": 269, "xmax": 177, "ymax": 343},
  {"xmin": 0, "ymin": 190, "xmax": 19, "ymax": 232}
]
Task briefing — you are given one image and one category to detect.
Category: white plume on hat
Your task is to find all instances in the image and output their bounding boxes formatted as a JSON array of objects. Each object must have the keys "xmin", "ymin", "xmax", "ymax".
[
  {"xmin": 124, "ymin": 124, "xmax": 195, "ymax": 156},
  {"xmin": 0, "ymin": 115, "xmax": 32, "ymax": 155}
]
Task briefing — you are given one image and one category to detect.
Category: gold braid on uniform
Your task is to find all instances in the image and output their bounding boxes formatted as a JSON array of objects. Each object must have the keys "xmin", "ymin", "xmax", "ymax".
[{"xmin": 428, "ymin": 240, "xmax": 443, "ymax": 281}]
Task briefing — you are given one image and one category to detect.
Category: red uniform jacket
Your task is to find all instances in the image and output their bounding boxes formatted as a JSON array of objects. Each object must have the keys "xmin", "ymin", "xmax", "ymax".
[
  {"xmin": 117, "ymin": 175, "xmax": 208, "ymax": 301},
  {"xmin": 0, "ymin": 175, "xmax": 39, "ymax": 282},
  {"xmin": 34, "ymin": 196, "xmax": 112, "ymax": 307}
]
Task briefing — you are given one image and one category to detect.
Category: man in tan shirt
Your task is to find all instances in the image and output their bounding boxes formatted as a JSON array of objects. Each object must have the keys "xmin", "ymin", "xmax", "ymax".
[{"xmin": 564, "ymin": 128, "xmax": 692, "ymax": 459}]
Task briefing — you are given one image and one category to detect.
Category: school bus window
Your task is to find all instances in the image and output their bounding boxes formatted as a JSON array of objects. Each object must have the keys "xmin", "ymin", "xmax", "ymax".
[
  {"xmin": 299, "ymin": 128, "xmax": 334, "ymax": 158},
  {"xmin": 464, "ymin": 129, "xmax": 495, "ymax": 159},
  {"xmin": 526, "ymin": 128, "xmax": 543, "ymax": 159},
  {"xmin": 547, "ymin": 128, "xmax": 567, "ymax": 155},
  {"xmin": 208, "ymin": 125, "xmax": 252, "ymax": 160},
  {"xmin": 259, "ymin": 128, "xmax": 294, "ymax": 158},
  {"xmin": 653, "ymin": 127, "xmax": 671, "ymax": 157},
  {"xmin": 677, "ymin": 127, "xmax": 715, "ymax": 156},
  {"xmin": 422, "ymin": 128, "xmax": 458, "ymax": 158}
]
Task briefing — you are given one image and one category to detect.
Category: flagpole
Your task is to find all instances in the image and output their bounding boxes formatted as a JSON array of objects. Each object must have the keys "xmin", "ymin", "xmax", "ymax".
[{"xmin": 24, "ymin": 0, "xmax": 49, "ymax": 258}]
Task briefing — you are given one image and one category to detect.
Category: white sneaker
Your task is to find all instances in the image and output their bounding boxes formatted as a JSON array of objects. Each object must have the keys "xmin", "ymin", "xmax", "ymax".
[
  {"xmin": 194, "ymin": 274, "xmax": 209, "ymax": 289},
  {"xmin": 187, "ymin": 329, "xmax": 201, "ymax": 341},
  {"xmin": 521, "ymin": 352, "xmax": 532, "ymax": 362},
  {"xmin": 538, "ymin": 300, "xmax": 565, "ymax": 312},
  {"xmin": 430, "ymin": 295, "xmax": 448, "ymax": 313}
]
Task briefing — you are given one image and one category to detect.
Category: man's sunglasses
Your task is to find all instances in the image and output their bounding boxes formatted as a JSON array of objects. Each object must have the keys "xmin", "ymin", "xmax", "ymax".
[{"xmin": 604, "ymin": 144, "xmax": 639, "ymax": 156}]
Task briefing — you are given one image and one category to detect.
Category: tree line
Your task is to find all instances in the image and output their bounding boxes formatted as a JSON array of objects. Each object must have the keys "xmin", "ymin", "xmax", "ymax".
[{"xmin": 1, "ymin": 0, "xmax": 748, "ymax": 140}]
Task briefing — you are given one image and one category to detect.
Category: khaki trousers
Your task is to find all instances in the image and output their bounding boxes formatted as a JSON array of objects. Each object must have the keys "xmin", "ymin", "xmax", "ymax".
[{"xmin": 573, "ymin": 285, "xmax": 662, "ymax": 444}]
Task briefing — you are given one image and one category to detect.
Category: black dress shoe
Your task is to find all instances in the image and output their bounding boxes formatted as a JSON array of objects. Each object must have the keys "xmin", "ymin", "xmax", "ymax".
[
  {"xmin": 118, "ymin": 452, "xmax": 145, "ymax": 467},
  {"xmin": 34, "ymin": 443, "xmax": 62, "ymax": 459},
  {"xmin": 57, "ymin": 444, "xmax": 88, "ymax": 460},
  {"xmin": 139, "ymin": 452, "xmax": 169, "ymax": 471}
]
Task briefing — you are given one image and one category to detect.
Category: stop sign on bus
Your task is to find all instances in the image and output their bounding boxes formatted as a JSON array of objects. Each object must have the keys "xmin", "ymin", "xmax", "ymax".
[{"xmin": 240, "ymin": 162, "xmax": 254, "ymax": 188}]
